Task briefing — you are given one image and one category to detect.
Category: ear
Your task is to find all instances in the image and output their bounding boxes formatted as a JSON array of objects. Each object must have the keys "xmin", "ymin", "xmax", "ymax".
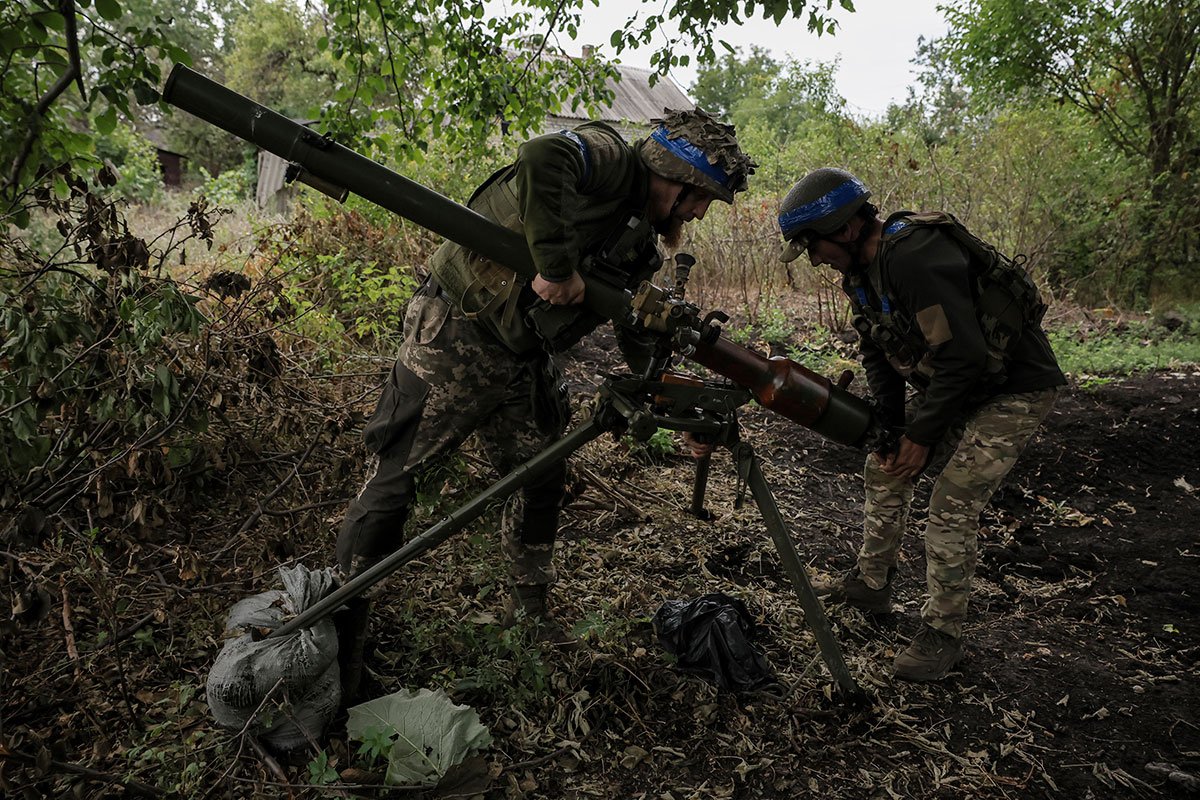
[{"xmin": 835, "ymin": 215, "xmax": 864, "ymax": 242}]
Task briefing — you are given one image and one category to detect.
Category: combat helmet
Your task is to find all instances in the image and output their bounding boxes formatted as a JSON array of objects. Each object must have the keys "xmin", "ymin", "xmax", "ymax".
[
  {"xmin": 640, "ymin": 108, "xmax": 756, "ymax": 203},
  {"xmin": 778, "ymin": 168, "xmax": 871, "ymax": 262}
]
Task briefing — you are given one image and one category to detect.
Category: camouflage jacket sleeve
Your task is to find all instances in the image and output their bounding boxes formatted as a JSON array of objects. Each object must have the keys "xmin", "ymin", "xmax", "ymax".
[
  {"xmin": 513, "ymin": 128, "xmax": 640, "ymax": 282},
  {"xmin": 884, "ymin": 228, "xmax": 990, "ymax": 446},
  {"xmin": 859, "ymin": 334, "xmax": 906, "ymax": 429}
]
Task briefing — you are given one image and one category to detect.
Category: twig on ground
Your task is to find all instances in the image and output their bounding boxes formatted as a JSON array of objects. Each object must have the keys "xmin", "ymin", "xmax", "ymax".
[
  {"xmin": 264, "ymin": 496, "xmax": 353, "ymax": 516},
  {"xmin": 60, "ymin": 580, "xmax": 80, "ymax": 675},
  {"xmin": 228, "ymin": 427, "xmax": 327, "ymax": 544},
  {"xmin": 0, "ymin": 742, "xmax": 164, "ymax": 798},
  {"xmin": 575, "ymin": 465, "xmax": 650, "ymax": 519},
  {"xmin": 246, "ymin": 736, "xmax": 296, "ymax": 799}
]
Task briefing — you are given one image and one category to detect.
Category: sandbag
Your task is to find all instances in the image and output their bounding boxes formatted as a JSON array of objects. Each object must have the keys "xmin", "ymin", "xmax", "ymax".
[{"xmin": 206, "ymin": 564, "xmax": 342, "ymax": 751}]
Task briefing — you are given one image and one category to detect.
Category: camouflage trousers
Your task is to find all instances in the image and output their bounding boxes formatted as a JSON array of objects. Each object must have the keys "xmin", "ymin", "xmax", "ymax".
[
  {"xmin": 858, "ymin": 388, "xmax": 1058, "ymax": 638},
  {"xmin": 336, "ymin": 290, "xmax": 570, "ymax": 588}
]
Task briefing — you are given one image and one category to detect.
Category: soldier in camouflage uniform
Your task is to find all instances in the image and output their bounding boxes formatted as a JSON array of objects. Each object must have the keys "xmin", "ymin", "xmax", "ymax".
[
  {"xmin": 777, "ymin": 168, "xmax": 1065, "ymax": 681},
  {"xmin": 335, "ymin": 109, "xmax": 755, "ymax": 672}
]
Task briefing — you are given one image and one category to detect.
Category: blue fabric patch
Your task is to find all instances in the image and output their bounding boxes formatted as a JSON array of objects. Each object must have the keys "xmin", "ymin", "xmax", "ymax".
[
  {"xmin": 778, "ymin": 177, "xmax": 869, "ymax": 236},
  {"xmin": 855, "ymin": 287, "xmax": 869, "ymax": 307},
  {"xmin": 650, "ymin": 127, "xmax": 731, "ymax": 189},
  {"xmin": 884, "ymin": 219, "xmax": 909, "ymax": 236},
  {"xmin": 557, "ymin": 129, "xmax": 591, "ymax": 184}
]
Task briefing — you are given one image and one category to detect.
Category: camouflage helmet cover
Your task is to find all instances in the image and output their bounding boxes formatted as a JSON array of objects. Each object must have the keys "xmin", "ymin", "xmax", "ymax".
[
  {"xmin": 639, "ymin": 107, "xmax": 757, "ymax": 203},
  {"xmin": 778, "ymin": 167, "xmax": 872, "ymax": 262}
]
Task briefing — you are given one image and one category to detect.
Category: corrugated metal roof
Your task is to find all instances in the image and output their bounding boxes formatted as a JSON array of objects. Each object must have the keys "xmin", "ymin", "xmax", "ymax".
[{"xmin": 552, "ymin": 64, "xmax": 693, "ymax": 124}]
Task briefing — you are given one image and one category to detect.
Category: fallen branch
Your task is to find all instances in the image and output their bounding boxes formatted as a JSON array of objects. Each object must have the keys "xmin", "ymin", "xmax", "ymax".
[
  {"xmin": 1145, "ymin": 762, "xmax": 1200, "ymax": 790},
  {"xmin": 246, "ymin": 736, "xmax": 295, "ymax": 799},
  {"xmin": 231, "ymin": 427, "xmax": 326, "ymax": 541},
  {"xmin": 0, "ymin": 743, "xmax": 163, "ymax": 798}
]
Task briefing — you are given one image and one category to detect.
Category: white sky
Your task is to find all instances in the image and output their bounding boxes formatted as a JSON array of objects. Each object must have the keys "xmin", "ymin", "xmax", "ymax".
[{"xmin": 565, "ymin": 0, "xmax": 949, "ymax": 118}]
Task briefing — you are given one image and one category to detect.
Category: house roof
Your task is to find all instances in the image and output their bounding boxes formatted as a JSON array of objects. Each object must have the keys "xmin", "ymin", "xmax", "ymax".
[{"xmin": 552, "ymin": 64, "xmax": 693, "ymax": 124}]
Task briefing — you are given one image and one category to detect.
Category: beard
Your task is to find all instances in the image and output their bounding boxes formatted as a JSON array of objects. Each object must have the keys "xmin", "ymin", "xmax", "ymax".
[{"xmin": 653, "ymin": 215, "xmax": 685, "ymax": 249}]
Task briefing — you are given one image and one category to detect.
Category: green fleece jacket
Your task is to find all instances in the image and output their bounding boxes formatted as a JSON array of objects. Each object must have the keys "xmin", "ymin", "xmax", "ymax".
[{"xmin": 428, "ymin": 121, "xmax": 660, "ymax": 356}]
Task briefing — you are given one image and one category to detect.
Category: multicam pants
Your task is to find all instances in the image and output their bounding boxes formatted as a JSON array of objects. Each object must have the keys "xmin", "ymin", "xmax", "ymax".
[
  {"xmin": 857, "ymin": 388, "xmax": 1058, "ymax": 638},
  {"xmin": 336, "ymin": 290, "xmax": 570, "ymax": 588}
]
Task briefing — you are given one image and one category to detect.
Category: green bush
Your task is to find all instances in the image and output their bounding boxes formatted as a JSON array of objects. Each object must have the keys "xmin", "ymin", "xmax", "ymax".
[
  {"xmin": 94, "ymin": 123, "xmax": 164, "ymax": 205},
  {"xmin": 1, "ymin": 174, "xmax": 210, "ymax": 510},
  {"xmin": 193, "ymin": 160, "xmax": 255, "ymax": 207}
]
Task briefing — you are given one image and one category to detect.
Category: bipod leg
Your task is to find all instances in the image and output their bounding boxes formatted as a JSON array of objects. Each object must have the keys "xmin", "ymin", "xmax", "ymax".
[
  {"xmin": 270, "ymin": 417, "xmax": 607, "ymax": 640},
  {"xmin": 690, "ymin": 453, "xmax": 713, "ymax": 520},
  {"xmin": 735, "ymin": 443, "xmax": 862, "ymax": 698}
]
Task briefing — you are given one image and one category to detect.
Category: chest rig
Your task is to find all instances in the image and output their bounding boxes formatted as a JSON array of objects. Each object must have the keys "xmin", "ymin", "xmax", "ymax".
[{"xmin": 847, "ymin": 211, "xmax": 1047, "ymax": 390}]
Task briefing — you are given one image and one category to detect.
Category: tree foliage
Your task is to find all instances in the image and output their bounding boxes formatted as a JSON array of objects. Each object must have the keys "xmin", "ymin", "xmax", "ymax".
[
  {"xmin": 691, "ymin": 46, "xmax": 845, "ymax": 141},
  {"xmin": 0, "ymin": 0, "xmax": 185, "ymax": 217},
  {"xmin": 940, "ymin": 0, "xmax": 1199, "ymax": 185},
  {"xmin": 224, "ymin": 0, "xmax": 339, "ymax": 120},
  {"xmin": 937, "ymin": 0, "xmax": 1200, "ymax": 303},
  {"xmin": 1, "ymin": 0, "xmax": 851, "ymax": 206}
]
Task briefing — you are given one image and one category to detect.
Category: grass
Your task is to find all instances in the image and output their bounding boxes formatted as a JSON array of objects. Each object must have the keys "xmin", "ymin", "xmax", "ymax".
[{"xmin": 1047, "ymin": 320, "xmax": 1200, "ymax": 377}]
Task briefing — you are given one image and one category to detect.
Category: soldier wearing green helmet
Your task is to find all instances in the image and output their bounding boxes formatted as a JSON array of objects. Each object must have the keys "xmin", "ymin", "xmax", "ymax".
[
  {"xmin": 333, "ymin": 108, "xmax": 753, "ymax": 689},
  {"xmin": 779, "ymin": 167, "xmax": 1065, "ymax": 681}
]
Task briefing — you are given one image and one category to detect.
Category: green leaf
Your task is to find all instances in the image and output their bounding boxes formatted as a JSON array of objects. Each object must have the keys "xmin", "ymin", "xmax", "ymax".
[
  {"xmin": 133, "ymin": 81, "xmax": 159, "ymax": 105},
  {"xmin": 346, "ymin": 688, "xmax": 492, "ymax": 787},
  {"xmin": 37, "ymin": 12, "xmax": 67, "ymax": 32},
  {"xmin": 95, "ymin": 0, "xmax": 122, "ymax": 21},
  {"xmin": 96, "ymin": 106, "xmax": 118, "ymax": 135},
  {"xmin": 166, "ymin": 45, "xmax": 192, "ymax": 66}
]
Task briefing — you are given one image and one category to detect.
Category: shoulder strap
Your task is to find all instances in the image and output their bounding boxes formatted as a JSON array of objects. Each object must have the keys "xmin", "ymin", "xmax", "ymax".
[{"xmin": 556, "ymin": 129, "xmax": 592, "ymax": 184}]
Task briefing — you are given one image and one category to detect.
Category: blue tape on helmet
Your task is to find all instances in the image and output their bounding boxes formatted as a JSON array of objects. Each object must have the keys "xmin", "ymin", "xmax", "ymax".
[
  {"xmin": 778, "ymin": 177, "xmax": 870, "ymax": 237},
  {"xmin": 650, "ymin": 127, "xmax": 732, "ymax": 189}
]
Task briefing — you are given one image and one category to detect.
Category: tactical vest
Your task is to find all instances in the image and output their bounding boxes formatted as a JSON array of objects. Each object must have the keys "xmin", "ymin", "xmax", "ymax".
[
  {"xmin": 848, "ymin": 211, "xmax": 1047, "ymax": 390},
  {"xmin": 428, "ymin": 124, "xmax": 660, "ymax": 355}
]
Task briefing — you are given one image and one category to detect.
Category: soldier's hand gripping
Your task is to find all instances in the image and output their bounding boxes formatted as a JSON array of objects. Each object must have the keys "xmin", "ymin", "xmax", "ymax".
[
  {"xmin": 533, "ymin": 272, "xmax": 586, "ymax": 305},
  {"xmin": 880, "ymin": 435, "xmax": 930, "ymax": 480}
]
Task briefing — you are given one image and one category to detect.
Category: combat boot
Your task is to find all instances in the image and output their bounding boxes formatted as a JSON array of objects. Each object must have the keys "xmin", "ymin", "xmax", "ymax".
[
  {"xmin": 502, "ymin": 585, "xmax": 579, "ymax": 649},
  {"xmin": 821, "ymin": 566, "xmax": 896, "ymax": 613},
  {"xmin": 893, "ymin": 625, "xmax": 963, "ymax": 681}
]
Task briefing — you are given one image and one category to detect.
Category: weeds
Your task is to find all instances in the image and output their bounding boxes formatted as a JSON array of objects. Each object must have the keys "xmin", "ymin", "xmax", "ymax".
[{"xmin": 1048, "ymin": 317, "xmax": 1200, "ymax": 376}]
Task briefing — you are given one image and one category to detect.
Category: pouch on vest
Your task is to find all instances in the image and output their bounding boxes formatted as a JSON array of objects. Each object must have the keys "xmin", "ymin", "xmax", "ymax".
[{"xmin": 428, "ymin": 165, "xmax": 540, "ymax": 351}]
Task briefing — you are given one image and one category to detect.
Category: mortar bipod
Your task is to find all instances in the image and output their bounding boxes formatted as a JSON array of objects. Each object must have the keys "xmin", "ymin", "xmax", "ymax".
[{"xmin": 272, "ymin": 372, "xmax": 862, "ymax": 698}]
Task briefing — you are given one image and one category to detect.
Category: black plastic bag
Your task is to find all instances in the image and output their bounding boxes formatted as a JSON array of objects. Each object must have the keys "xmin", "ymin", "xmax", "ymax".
[{"xmin": 653, "ymin": 592, "xmax": 780, "ymax": 693}]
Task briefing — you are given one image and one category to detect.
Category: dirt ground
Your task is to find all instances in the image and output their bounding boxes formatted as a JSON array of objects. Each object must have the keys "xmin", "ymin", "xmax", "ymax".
[
  {"xmin": 2, "ymin": 331, "xmax": 1198, "ymax": 798},
  {"xmin": 540, "ymin": 335, "xmax": 1200, "ymax": 799},
  {"xmin": 731, "ymin": 367, "xmax": 1200, "ymax": 798}
]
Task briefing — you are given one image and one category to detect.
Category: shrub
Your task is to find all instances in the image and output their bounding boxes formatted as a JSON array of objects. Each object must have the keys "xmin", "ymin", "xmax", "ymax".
[{"xmin": 94, "ymin": 123, "xmax": 164, "ymax": 205}]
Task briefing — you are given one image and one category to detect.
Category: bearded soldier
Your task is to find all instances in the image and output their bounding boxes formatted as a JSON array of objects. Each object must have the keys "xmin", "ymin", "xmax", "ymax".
[
  {"xmin": 336, "ymin": 109, "xmax": 755, "ymax": 687},
  {"xmin": 778, "ymin": 168, "xmax": 1065, "ymax": 681}
]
